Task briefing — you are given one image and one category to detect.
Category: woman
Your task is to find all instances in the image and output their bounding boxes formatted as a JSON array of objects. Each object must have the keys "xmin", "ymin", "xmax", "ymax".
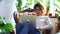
[
  {"xmin": 13, "ymin": 12, "xmax": 40, "ymax": 34},
  {"xmin": 34, "ymin": 3, "xmax": 52, "ymax": 34}
]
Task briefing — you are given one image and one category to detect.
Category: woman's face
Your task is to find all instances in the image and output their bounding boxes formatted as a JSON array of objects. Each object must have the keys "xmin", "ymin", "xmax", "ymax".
[
  {"xmin": 34, "ymin": 7, "xmax": 42, "ymax": 16},
  {"xmin": 35, "ymin": 7, "xmax": 46, "ymax": 16}
]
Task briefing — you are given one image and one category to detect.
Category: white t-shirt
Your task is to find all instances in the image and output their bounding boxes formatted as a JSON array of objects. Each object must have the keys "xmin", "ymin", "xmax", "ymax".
[{"xmin": 36, "ymin": 16, "xmax": 52, "ymax": 29}]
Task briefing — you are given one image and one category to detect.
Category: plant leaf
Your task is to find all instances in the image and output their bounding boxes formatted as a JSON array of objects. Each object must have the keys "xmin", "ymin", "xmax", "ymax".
[
  {"xmin": 54, "ymin": 3, "xmax": 59, "ymax": 7},
  {"xmin": 57, "ymin": 0, "xmax": 60, "ymax": 2},
  {"xmin": 53, "ymin": 3, "xmax": 60, "ymax": 9},
  {"xmin": 4, "ymin": 23, "xmax": 13, "ymax": 30}
]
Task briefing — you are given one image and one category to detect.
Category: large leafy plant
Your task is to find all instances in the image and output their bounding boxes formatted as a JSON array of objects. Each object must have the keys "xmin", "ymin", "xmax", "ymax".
[
  {"xmin": 53, "ymin": 0, "xmax": 60, "ymax": 20},
  {"xmin": 53, "ymin": 0, "xmax": 60, "ymax": 14},
  {"xmin": 16, "ymin": 0, "xmax": 22, "ymax": 12},
  {"xmin": 0, "ymin": 16, "xmax": 13, "ymax": 30}
]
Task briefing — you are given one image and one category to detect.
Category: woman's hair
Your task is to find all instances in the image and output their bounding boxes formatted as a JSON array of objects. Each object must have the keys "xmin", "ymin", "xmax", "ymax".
[{"xmin": 34, "ymin": 3, "xmax": 46, "ymax": 15}]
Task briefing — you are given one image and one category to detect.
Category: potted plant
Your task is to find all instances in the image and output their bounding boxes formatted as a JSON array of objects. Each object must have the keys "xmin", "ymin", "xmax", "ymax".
[
  {"xmin": 0, "ymin": 16, "xmax": 13, "ymax": 34},
  {"xmin": 53, "ymin": 0, "xmax": 60, "ymax": 22}
]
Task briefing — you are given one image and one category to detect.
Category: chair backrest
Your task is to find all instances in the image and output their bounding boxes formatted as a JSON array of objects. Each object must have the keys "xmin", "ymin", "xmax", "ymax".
[{"xmin": 20, "ymin": 15, "xmax": 36, "ymax": 27}]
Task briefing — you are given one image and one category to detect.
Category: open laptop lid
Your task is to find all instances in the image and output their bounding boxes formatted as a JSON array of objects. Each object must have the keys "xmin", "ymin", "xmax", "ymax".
[{"xmin": 20, "ymin": 15, "xmax": 36, "ymax": 27}]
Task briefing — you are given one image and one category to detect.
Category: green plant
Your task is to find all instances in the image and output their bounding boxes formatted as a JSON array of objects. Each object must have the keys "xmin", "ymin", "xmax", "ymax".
[
  {"xmin": 53, "ymin": 0, "xmax": 60, "ymax": 10},
  {"xmin": 4, "ymin": 23, "xmax": 13, "ymax": 30},
  {"xmin": 16, "ymin": 0, "xmax": 22, "ymax": 11},
  {"xmin": 53, "ymin": 0, "xmax": 60, "ymax": 20},
  {"xmin": 53, "ymin": 0, "xmax": 60, "ymax": 16},
  {"xmin": 16, "ymin": 0, "xmax": 50, "ymax": 12},
  {"xmin": 0, "ymin": 16, "xmax": 13, "ymax": 30},
  {"xmin": 57, "ymin": 0, "xmax": 60, "ymax": 2}
]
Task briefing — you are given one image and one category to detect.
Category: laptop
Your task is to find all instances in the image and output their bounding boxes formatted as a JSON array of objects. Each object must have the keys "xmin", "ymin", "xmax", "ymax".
[{"xmin": 20, "ymin": 15, "xmax": 36, "ymax": 27}]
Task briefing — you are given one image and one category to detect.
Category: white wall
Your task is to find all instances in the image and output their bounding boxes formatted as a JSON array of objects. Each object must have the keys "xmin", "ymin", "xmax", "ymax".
[{"xmin": 0, "ymin": 0, "xmax": 17, "ymax": 27}]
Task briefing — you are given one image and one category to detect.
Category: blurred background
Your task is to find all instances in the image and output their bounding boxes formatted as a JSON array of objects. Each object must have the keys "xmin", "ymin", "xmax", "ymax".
[
  {"xmin": 0, "ymin": 0, "xmax": 60, "ymax": 34},
  {"xmin": 0, "ymin": 0, "xmax": 60, "ymax": 24}
]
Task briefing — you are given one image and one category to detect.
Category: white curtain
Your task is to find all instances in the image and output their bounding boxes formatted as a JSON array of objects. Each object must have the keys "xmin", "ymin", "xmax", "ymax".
[
  {"xmin": 0, "ymin": 0, "xmax": 17, "ymax": 28},
  {"xmin": 5, "ymin": 0, "xmax": 17, "ymax": 27}
]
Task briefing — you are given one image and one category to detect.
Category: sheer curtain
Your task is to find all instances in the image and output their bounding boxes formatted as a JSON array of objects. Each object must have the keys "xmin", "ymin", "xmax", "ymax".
[
  {"xmin": 0, "ymin": 0, "xmax": 17, "ymax": 28},
  {"xmin": 5, "ymin": 0, "xmax": 17, "ymax": 28}
]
